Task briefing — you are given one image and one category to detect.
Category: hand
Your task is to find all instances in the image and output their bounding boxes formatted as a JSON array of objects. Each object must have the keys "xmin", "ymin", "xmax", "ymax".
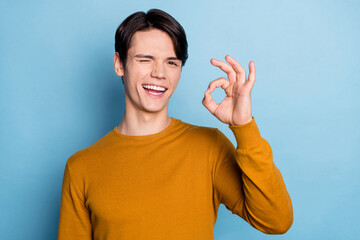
[{"xmin": 202, "ymin": 55, "xmax": 255, "ymax": 126}]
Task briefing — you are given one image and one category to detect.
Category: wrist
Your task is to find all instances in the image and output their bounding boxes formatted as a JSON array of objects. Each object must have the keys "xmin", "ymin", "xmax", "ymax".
[
  {"xmin": 230, "ymin": 116, "xmax": 253, "ymax": 126},
  {"xmin": 229, "ymin": 117, "xmax": 262, "ymax": 148}
]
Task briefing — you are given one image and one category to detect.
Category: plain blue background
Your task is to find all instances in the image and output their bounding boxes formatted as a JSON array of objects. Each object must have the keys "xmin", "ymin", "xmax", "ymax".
[{"xmin": 1, "ymin": 0, "xmax": 359, "ymax": 239}]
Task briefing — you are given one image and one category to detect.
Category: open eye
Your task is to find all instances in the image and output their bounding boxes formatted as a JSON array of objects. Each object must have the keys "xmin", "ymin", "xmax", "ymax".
[{"xmin": 168, "ymin": 61, "xmax": 178, "ymax": 66}]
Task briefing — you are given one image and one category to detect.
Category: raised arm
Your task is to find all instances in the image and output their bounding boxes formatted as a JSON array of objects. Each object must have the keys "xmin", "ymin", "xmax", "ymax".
[
  {"xmin": 213, "ymin": 121, "xmax": 293, "ymax": 234},
  {"xmin": 203, "ymin": 56, "xmax": 293, "ymax": 233}
]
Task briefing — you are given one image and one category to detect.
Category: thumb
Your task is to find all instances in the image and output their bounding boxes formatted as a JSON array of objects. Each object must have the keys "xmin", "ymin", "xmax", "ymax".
[{"xmin": 202, "ymin": 90, "xmax": 218, "ymax": 114}]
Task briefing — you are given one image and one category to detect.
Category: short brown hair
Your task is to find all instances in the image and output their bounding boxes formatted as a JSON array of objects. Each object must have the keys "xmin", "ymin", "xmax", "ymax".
[{"xmin": 115, "ymin": 9, "xmax": 188, "ymax": 69}]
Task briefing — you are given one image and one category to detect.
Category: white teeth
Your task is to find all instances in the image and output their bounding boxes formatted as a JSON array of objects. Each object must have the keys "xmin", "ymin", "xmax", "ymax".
[{"xmin": 143, "ymin": 84, "xmax": 166, "ymax": 92}]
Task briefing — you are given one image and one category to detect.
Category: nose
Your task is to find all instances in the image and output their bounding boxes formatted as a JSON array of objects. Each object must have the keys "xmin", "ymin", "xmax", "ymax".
[{"xmin": 150, "ymin": 61, "xmax": 166, "ymax": 79}]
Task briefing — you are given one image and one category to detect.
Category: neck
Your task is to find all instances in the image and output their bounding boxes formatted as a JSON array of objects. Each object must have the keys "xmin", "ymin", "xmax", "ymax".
[{"xmin": 117, "ymin": 108, "xmax": 171, "ymax": 136}]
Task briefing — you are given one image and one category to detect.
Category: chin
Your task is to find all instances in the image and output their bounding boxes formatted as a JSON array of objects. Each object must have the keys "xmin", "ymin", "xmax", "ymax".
[
  {"xmin": 142, "ymin": 105, "xmax": 167, "ymax": 113},
  {"xmin": 138, "ymin": 96, "xmax": 169, "ymax": 114}
]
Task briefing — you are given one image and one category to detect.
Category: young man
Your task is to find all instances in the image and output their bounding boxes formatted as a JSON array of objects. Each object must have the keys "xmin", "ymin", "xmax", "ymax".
[{"xmin": 57, "ymin": 9, "xmax": 293, "ymax": 240}]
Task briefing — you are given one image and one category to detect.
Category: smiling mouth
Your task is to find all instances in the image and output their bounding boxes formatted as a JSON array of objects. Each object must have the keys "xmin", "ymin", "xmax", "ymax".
[{"xmin": 142, "ymin": 84, "xmax": 168, "ymax": 95}]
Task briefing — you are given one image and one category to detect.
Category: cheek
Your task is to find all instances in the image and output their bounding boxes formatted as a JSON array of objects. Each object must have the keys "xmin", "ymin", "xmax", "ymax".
[
  {"xmin": 170, "ymin": 71, "xmax": 181, "ymax": 89},
  {"xmin": 124, "ymin": 67, "xmax": 146, "ymax": 86},
  {"xmin": 132, "ymin": 66, "xmax": 151, "ymax": 82}
]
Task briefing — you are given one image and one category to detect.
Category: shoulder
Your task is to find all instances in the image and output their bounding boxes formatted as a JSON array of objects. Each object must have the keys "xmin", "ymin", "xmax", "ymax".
[
  {"xmin": 173, "ymin": 118, "xmax": 228, "ymax": 146},
  {"xmin": 174, "ymin": 117, "xmax": 216, "ymax": 134},
  {"xmin": 65, "ymin": 128, "xmax": 116, "ymax": 173}
]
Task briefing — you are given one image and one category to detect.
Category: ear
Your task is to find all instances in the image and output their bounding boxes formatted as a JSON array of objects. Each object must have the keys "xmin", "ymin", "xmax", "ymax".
[{"xmin": 114, "ymin": 52, "xmax": 124, "ymax": 77}]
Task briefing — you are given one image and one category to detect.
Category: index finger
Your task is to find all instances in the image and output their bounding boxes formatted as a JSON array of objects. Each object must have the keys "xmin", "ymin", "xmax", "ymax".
[
  {"xmin": 210, "ymin": 58, "xmax": 236, "ymax": 83},
  {"xmin": 225, "ymin": 55, "xmax": 247, "ymax": 84}
]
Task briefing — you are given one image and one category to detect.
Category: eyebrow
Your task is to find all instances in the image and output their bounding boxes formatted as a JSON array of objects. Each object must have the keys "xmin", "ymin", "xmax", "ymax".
[{"xmin": 134, "ymin": 54, "xmax": 180, "ymax": 61}]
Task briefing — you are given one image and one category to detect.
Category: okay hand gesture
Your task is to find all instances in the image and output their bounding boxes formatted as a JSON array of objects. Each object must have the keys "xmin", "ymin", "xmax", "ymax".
[{"xmin": 202, "ymin": 55, "xmax": 255, "ymax": 126}]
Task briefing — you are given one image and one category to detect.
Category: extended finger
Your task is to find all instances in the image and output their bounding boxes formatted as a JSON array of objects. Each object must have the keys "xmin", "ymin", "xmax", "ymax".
[
  {"xmin": 210, "ymin": 58, "xmax": 236, "ymax": 83},
  {"xmin": 247, "ymin": 60, "xmax": 256, "ymax": 89},
  {"xmin": 206, "ymin": 78, "xmax": 230, "ymax": 94},
  {"xmin": 225, "ymin": 55, "xmax": 246, "ymax": 84}
]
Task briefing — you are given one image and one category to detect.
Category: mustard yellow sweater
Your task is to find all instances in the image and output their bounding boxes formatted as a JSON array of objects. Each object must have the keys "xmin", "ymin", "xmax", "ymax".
[{"xmin": 57, "ymin": 117, "xmax": 293, "ymax": 239}]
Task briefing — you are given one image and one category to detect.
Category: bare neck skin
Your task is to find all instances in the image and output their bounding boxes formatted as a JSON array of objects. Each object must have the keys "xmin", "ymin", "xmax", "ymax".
[{"xmin": 117, "ymin": 105, "xmax": 172, "ymax": 136}]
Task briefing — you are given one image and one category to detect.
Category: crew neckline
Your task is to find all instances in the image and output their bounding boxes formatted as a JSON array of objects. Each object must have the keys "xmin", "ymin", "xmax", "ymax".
[{"xmin": 112, "ymin": 117, "xmax": 178, "ymax": 141}]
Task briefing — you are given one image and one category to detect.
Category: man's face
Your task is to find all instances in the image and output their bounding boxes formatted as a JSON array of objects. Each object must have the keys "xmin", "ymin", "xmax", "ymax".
[{"xmin": 114, "ymin": 29, "xmax": 182, "ymax": 114}]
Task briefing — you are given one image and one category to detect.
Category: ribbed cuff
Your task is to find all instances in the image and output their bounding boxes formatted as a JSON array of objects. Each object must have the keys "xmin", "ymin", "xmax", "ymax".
[{"xmin": 229, "ymin": 117, "xmax": 262, "ymax": 149}]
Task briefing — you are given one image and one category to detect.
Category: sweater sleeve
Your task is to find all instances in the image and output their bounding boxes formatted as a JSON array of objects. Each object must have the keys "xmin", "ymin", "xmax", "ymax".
[
  {"xmin": 57, "ymin": 162, "xmax": 92, "ymax": 240},
  {"xmin": 213, "ymin": 117, "xmax": 293, "ymax": 234}
]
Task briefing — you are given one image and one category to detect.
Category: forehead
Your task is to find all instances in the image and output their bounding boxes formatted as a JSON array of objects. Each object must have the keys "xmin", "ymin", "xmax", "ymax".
[{"xmin": 128, "ymin": 29, "xmax": 176, "ymax": 57}]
